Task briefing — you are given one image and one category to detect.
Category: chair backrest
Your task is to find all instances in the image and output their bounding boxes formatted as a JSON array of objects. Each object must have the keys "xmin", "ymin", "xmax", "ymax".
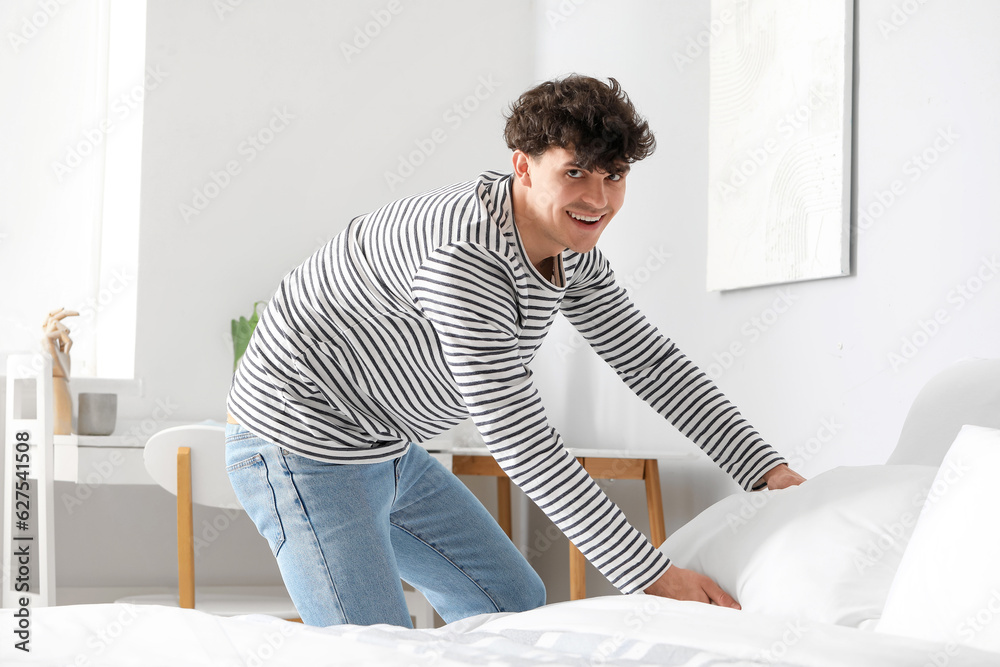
[
  {"xmin": 144, "ymin": 425, "xmax": 241, "ymax": 510},
  {"xmin": 887, "ymin": 358, "xmax": 1000, "ymax": 467}
]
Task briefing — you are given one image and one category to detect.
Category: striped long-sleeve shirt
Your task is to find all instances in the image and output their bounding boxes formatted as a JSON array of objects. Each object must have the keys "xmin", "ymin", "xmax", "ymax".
[{"xmin": 228, "ymin": 170, "xmax": 786, "ymax": 594}]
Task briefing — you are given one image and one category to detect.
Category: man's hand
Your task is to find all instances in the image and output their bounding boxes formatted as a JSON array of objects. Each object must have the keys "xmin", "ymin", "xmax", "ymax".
[
  {"xmin": 644, "ymin": 565, "xmax": 741, "ymax": 609},
  {"xmin": 762, "ymin": 463, "xmax": 806, "ymax": 490}
]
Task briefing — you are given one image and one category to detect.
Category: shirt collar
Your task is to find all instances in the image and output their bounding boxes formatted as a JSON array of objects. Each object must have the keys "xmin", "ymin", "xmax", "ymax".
[{"xmin": 477, "ymin": 170, "xmax": 514, "ymax": 232}]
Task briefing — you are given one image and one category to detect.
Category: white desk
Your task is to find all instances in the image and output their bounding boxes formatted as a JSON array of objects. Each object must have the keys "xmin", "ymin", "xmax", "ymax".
[{"xmin": 52, "ymin": 420, "xmax": 214, "ymax": 486}]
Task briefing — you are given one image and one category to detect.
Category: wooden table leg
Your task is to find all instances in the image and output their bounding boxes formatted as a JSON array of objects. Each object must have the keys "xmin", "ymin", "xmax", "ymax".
[
  {"xmin": 644, "ymin": 459, "xmax": 666, "ymax": 547},
  {"xmin": 496, "ymin": 476, "xmax": 512, "ymax": 540},
  {"xmin": 177, "ymin": 447, "xmax": 195, "ymax": 610},
  {"xmin": 569, "ymin": 542, "xmax": 586, "ymax": 601}
]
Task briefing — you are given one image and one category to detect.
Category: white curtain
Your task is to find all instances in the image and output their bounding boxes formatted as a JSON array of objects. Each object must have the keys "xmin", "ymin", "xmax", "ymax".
[{"xmin": 0, "ymin": 0, "xmax": 143, "ymax": 378}]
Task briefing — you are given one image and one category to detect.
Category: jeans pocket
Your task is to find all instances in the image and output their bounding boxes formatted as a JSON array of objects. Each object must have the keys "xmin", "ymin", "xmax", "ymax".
[{"xmin": 226, "ymin": 453, "xmax": 286, "ymax": 557}]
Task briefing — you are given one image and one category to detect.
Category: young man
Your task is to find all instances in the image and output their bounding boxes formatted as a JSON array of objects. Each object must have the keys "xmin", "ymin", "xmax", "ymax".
[{"xmin": 226, "ymin": 75, "xmax": 804, "ymax": 628}]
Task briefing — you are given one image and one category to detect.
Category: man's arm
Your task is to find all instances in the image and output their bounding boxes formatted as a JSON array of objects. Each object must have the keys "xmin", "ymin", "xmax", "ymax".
[{"xmin": 561, "ymin": 249, "xmax": 792, "ymax": 491}]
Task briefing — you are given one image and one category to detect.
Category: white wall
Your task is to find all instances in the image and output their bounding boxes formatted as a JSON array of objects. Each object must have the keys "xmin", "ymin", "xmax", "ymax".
[{"xmin": 11, "ymin": 0, "xmax": 1000, "ymax": 604}]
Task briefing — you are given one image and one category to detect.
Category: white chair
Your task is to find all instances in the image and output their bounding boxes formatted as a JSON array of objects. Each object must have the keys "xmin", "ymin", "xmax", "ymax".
[
  {"xmin": 116, "ymin": 424, "xmax": 300, "ymax": 619},
  {"xmin": 887, "ymin": 357, "xmax": 1000, "ymax": 467}
]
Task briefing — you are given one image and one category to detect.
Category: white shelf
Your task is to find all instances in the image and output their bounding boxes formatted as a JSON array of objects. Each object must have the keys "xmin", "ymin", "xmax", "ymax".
[
  {"xmin": 54, "ymin": 434, "xmax": 144, "ymax": 448},
  {"xmin": 0, "ymin": 375, "xmax": 142, "ymax": 398}
]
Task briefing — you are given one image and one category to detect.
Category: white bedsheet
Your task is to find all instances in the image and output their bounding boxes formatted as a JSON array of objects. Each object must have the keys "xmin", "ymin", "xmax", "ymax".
[{"xmin": 3, "ymin": 596, "xmax": 998, "ymax": 666}]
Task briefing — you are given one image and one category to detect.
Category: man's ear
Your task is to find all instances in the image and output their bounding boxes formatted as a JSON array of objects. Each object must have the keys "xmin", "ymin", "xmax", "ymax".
[{"xmin": 512, "ymin": 150, "xmax": 532, "ymax": 187}]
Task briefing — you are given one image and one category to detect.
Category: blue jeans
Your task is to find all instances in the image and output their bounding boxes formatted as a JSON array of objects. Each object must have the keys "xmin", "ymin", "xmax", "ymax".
[{"xmin": 224, "ymin": 424, "xmax": 545, "ymax": 627}]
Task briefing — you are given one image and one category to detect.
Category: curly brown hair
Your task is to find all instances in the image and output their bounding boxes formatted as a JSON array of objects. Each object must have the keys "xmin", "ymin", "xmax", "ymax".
[{"xmin": 503, "ymin": 74, "xmax": 655, "ymax": 174}]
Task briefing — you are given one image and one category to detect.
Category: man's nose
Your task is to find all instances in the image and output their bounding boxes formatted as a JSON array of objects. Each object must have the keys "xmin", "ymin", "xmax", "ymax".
[{"xmin": 581, "ymin": 178, "xmax": 608, "ymax": 209}]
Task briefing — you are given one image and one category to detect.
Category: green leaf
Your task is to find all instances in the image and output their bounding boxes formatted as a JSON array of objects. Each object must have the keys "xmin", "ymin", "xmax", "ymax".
[{"xmin": 232, "ymin": 301, "xmax": 267, "ymax": 371}]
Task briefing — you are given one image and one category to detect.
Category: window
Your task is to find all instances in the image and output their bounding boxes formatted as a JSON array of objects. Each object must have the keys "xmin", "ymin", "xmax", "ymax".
[{"xmin": 1, "ymin": 0, "xmax": 145, "ymax": 378}]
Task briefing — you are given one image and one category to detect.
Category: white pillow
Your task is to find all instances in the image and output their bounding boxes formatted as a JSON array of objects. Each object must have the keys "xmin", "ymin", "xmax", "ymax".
[
  {"xmin": 658, "ymin": 464, "xmax": 937, "ymax": 627},
  {"xmin": 876, "ymin": 425, "xmax": 1000, "ymax": 653}
]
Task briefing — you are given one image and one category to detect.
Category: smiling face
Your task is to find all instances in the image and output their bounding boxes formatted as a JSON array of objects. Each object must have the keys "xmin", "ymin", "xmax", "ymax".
[{"xmin": 510, "ymin": 146, "xmax": 628, "ymax": 270}]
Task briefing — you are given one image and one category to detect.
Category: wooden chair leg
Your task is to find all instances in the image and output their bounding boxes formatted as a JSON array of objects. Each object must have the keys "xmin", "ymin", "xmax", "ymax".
[
  {"xmin": 177, "ymin": 447, "xmax": 195, "ymax": 609},
  {"xmin": 496, "ymin": 477, "xmax": 513, "ymax": 540},
  {"xmin": 644, "ymin": 459, "xmax": 666, "ymax": 547},
  {"xmin": 569, "ymin": 542, "xmax": 586, "ymax": 600}
]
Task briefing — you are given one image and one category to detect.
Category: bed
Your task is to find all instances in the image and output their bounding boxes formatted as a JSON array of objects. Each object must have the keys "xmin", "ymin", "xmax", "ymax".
[{"xmin": 4, "ymin": 358, "xmax": 1000, "ymax": 666}]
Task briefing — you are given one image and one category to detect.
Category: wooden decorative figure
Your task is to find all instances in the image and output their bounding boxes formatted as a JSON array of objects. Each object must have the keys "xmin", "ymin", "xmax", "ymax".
[{"xmin": 42, "ymin": 308, "xmax": 79, "ymax": 435}]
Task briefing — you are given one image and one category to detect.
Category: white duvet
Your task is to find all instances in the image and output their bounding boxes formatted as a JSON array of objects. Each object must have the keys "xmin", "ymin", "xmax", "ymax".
[
  {"xmin": 3, "ymin": 596, "xmax": 998, "ymax": 667},
  {"xmin": 9, "ymin": 427, "xmax": 1000, "ymax": 665}
]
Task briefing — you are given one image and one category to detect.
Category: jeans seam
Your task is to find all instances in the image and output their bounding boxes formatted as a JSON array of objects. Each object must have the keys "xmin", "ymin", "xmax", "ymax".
[
  {"xmin": 392, "ymin": 457, "xmax": 401, "ymax": 505},
  {"xmin": 277, "ymin": 448, "xmax": 352, "ymax": 625},
  {"xmin": 227, "ymin": 453, "xmax": 285, "ymax": 557},
  {"xmin": 389, "ymin": 520, "xmax": 502, "ymax": 614},
  {"xmin": 225, "ymin": 454, "xmax": 261, "ymax": 474},
  {"xmin": 226, "ymin": 430, "xmax": 257, "ymax": 443}
]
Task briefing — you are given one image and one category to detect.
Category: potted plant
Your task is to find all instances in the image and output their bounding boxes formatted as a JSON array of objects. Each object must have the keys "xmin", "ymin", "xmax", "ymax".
[{"xmin": 231, "ymin": 301, "xmax": 266, "ymax": 370}]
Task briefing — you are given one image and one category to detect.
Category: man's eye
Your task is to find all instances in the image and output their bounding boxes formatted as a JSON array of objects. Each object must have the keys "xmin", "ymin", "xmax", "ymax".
[
  {"xmin": 608, "ymin": 173, "xmax": 622, "ymax": 182},
  {"xmin": 567, "ymin": 169, "xmax": 583, "ymax": 178}
]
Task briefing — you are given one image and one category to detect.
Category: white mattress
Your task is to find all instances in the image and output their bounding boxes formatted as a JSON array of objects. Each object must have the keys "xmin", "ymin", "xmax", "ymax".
[{"xmin": 3, "ymin": 595, "xmax": 998, "ymax": 666}]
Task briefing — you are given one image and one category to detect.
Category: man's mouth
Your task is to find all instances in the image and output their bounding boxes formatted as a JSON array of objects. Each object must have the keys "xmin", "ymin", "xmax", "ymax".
[{"xmin": 567, "ymin": 211, "xmax": 604, "ymax": 225}]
